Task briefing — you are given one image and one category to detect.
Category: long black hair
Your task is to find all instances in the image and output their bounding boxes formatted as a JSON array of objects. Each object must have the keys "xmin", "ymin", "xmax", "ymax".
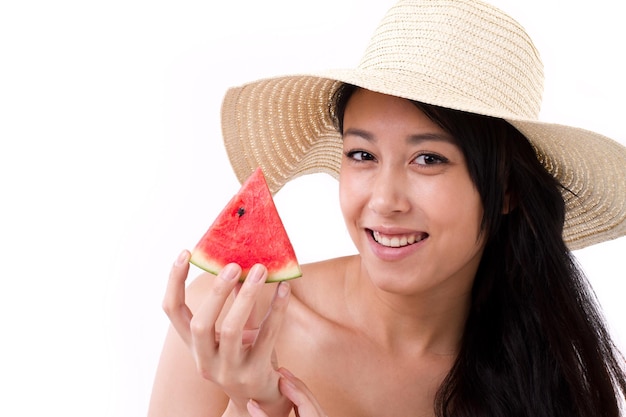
[{"xmin": 331, "ymin": 83, "xmax": 626, "ymax": 417}]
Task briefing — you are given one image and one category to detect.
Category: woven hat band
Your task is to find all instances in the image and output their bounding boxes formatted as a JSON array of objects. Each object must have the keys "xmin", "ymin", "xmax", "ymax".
[{"xmin": 356, "ymin": 0, "xmax": 544, "ymax": 119}]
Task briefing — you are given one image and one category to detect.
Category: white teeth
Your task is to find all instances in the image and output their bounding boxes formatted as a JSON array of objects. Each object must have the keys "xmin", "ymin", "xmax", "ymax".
[{"xmin": 372, "ymin": 231, "xmax": 422, "ymax": 247}]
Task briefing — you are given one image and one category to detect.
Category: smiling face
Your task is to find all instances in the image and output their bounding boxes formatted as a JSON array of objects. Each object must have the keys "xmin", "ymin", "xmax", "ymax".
[{"xmin": 339, "ymin": 88, "xmax": 486, "ymax": 296}]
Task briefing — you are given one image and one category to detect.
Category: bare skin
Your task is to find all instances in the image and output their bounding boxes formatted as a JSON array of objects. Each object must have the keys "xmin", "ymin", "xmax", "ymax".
[
  {"xmin": 150, "ymin": 257, "xmax": 461, "ymax": 417},
  {"xmin": 148, "ymin": 89, "xmax": 485, "ymax": 417}
]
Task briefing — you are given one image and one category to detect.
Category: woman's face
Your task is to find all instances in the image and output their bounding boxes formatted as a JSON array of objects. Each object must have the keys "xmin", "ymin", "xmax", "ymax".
[{"xmin": 339, "ymin": 88, "xmax": 486, "ymax": 296}]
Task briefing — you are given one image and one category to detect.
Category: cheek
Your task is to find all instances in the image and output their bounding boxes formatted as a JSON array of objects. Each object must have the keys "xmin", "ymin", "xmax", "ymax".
[
  {"xmin": 423, "ymin": 178, "xmax": 483, "ymax": 235},
  {"xmin": 338, "ymin": 170, "xmax": 356, "ymax": 217},
  {"xmin": 442, "ymin": 189, "xmax": 484, "ymax": 244},
  {"xmin": 338, "ymin": 168, "xmax": 370, "ymax": 224}
]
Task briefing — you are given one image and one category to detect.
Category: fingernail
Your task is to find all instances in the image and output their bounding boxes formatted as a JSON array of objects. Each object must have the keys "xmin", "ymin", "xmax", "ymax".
[
  {"xmin": 247, "ymin": 399, "xmax": 260, "ymax": 409},
  {"xmin": 278, "ymin": 282, "xmax": 290, "ymax": 298},
  {"xmin": 221, "ymin": 263, "xmax": 241, "ymax": 281},
  {"xmin": 175, "ymin": 250, "xmax": 189, "ymax": 266},
  {"xmin": 248, "ymin": 264, "xmax": 266, "ymax": 283}
]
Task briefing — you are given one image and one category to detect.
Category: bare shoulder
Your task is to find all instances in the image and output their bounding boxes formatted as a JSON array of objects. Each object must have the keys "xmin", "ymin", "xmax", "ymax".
[
  {"xmin": 299, "ymin": 255, "xmax": 356, "ymax": 276},
  {"xmin": 283, "ymin": 255, "xmax": 358, "ymax": 333},
  {"xmin": 290, "ymin": 256, "xmax": 355, "ymax": 306}
]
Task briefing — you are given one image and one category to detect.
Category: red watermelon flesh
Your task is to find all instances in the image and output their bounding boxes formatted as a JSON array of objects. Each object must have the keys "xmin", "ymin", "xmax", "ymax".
[{"xmin": 189, "ymin": 167, "xmax": 302, "ymax": 282}]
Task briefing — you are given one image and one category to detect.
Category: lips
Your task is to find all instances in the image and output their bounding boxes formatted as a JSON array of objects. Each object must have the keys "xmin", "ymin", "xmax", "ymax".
[{"xmin": 370, "ymin": 229, "xmax": 428, "ymax": 248}]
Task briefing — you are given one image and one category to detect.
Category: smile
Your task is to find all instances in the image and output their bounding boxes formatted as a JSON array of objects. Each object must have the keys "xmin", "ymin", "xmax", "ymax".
[{"xmin": 371, "ymin": 230, "xmax": 428, "ymax": 248}]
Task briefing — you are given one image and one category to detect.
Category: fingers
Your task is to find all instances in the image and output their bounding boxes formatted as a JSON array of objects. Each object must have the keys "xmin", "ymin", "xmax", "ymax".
[
  {"xmin": 218, "ymin": 264, "xmax": 268, "ymax": 355},
  {"xmin": 163, "ymin": 252, "xmax": 290, "ymax": 402},
  {"xmin": 190, "ymin": 263, "xmax": 243, "ymax": 364},
  {"xmin": 246, "ymin": 368, "xmax": 326, "ymax": 417},
  {"xmin": 162, "ymin": 250, "xmax": 194, "ymax": 345},
  {"xmin": 279, "ymin": 368, "xmax": 327, "ymax": 417},
  {"xmin": 252, "ymin": 282, "xmax": 290, "ymax": 364}
]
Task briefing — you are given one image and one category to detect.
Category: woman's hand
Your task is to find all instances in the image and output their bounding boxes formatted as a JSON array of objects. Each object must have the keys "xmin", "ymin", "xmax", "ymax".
[
  {"xmin": 163, "ymin": 250, "xmax": 292, "ymax": 416},
  {"xmin": 247, "ymin": 368, "xmax": 327, "ymax": 417}
]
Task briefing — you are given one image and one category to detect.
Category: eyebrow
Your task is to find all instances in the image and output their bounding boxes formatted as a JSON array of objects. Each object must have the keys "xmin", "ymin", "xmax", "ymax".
[{"xmin": 343, "ymin": 128, "xmax": 456, "ymax": 144}]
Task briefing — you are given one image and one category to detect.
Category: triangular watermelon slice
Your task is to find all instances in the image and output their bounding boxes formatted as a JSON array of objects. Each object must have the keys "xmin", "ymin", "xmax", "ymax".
[{"xmin": 189, "ymin": 167, "xmax": 302, "ymax": 282}]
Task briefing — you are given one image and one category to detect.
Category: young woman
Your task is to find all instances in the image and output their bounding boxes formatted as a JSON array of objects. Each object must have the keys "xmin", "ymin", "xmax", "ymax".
[{"xmin": 148, "ymin": 1, "xmax": 626, "ymax": 416}]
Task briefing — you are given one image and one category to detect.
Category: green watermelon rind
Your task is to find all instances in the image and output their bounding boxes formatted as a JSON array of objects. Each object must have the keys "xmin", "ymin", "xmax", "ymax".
[{"xmin": 189, "ymin": 252, "xmax": 302, "ymax": 283}]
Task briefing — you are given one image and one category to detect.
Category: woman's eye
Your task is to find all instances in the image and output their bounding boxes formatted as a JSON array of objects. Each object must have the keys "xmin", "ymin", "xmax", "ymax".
[
  {"xmin": 346, "ymin": 150, "xmax": 375, "ymax": 161},
  {"xmin": 414, "ymin": 153, "xmax": 448, "ymax": 165}
]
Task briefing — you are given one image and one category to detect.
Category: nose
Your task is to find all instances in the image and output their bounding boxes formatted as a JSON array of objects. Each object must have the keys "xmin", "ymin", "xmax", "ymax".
[{"xmin": 367, "ymin": 167, "xmax": 411, "ymax": 216}]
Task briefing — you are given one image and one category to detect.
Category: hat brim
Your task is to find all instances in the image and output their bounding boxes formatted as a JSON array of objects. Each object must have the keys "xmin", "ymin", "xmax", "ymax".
[{"xmin": 221, "ymin": 74, "xmax": 626, "ymax": 250}]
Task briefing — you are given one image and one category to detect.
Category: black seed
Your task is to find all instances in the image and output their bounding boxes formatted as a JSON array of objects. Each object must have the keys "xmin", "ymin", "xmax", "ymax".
[{"xmin": 237, "ymin": 207, "xmax": 245, "ymax": 217}]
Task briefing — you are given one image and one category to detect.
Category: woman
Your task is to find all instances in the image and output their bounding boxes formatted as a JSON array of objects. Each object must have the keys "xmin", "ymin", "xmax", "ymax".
[{"xmin": 149, "ymin": 0, "xmax": 626, "ymax": 416}]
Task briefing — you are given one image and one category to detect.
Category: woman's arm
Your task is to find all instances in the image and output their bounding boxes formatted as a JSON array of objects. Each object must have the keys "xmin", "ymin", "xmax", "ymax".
[{"xmin": 148, "ymin": 271, "xmax": 230, "ymax": 417}]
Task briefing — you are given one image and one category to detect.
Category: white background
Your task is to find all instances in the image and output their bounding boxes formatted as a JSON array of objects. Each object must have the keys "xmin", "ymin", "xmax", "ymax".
[{"xmin": 1, "ymin": 1, "xmax": 625, "ymax": 416}]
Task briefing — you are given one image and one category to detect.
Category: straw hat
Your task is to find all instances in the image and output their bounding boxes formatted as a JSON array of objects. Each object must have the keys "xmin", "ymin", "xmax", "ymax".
[{"xmin": 220, "ymin": 0, "xmax": 626, "ymax": 250}]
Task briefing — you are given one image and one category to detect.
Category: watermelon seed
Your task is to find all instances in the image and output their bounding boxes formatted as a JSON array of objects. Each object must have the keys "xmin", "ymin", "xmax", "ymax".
[{"xmin": 237, "ymin": 207, "xmax": 245, "ymax": 217}]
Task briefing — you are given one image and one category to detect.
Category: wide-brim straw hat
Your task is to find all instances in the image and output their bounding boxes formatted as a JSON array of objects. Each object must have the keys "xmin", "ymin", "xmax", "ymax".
[{"xmin": 220, "ymin": 0, "xmax": 626, "ymax": 250}]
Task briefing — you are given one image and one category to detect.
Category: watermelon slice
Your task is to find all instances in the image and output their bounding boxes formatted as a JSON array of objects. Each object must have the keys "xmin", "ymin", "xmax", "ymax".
[{"xmin": 189, "ymin": 167, "xmax": 302, "ymax": 282}]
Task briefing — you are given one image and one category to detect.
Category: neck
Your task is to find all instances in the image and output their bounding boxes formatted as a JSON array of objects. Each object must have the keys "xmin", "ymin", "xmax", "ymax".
[{"xmin": 344, "ymin": 256, "xmax": 472, "ymax": 356}]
